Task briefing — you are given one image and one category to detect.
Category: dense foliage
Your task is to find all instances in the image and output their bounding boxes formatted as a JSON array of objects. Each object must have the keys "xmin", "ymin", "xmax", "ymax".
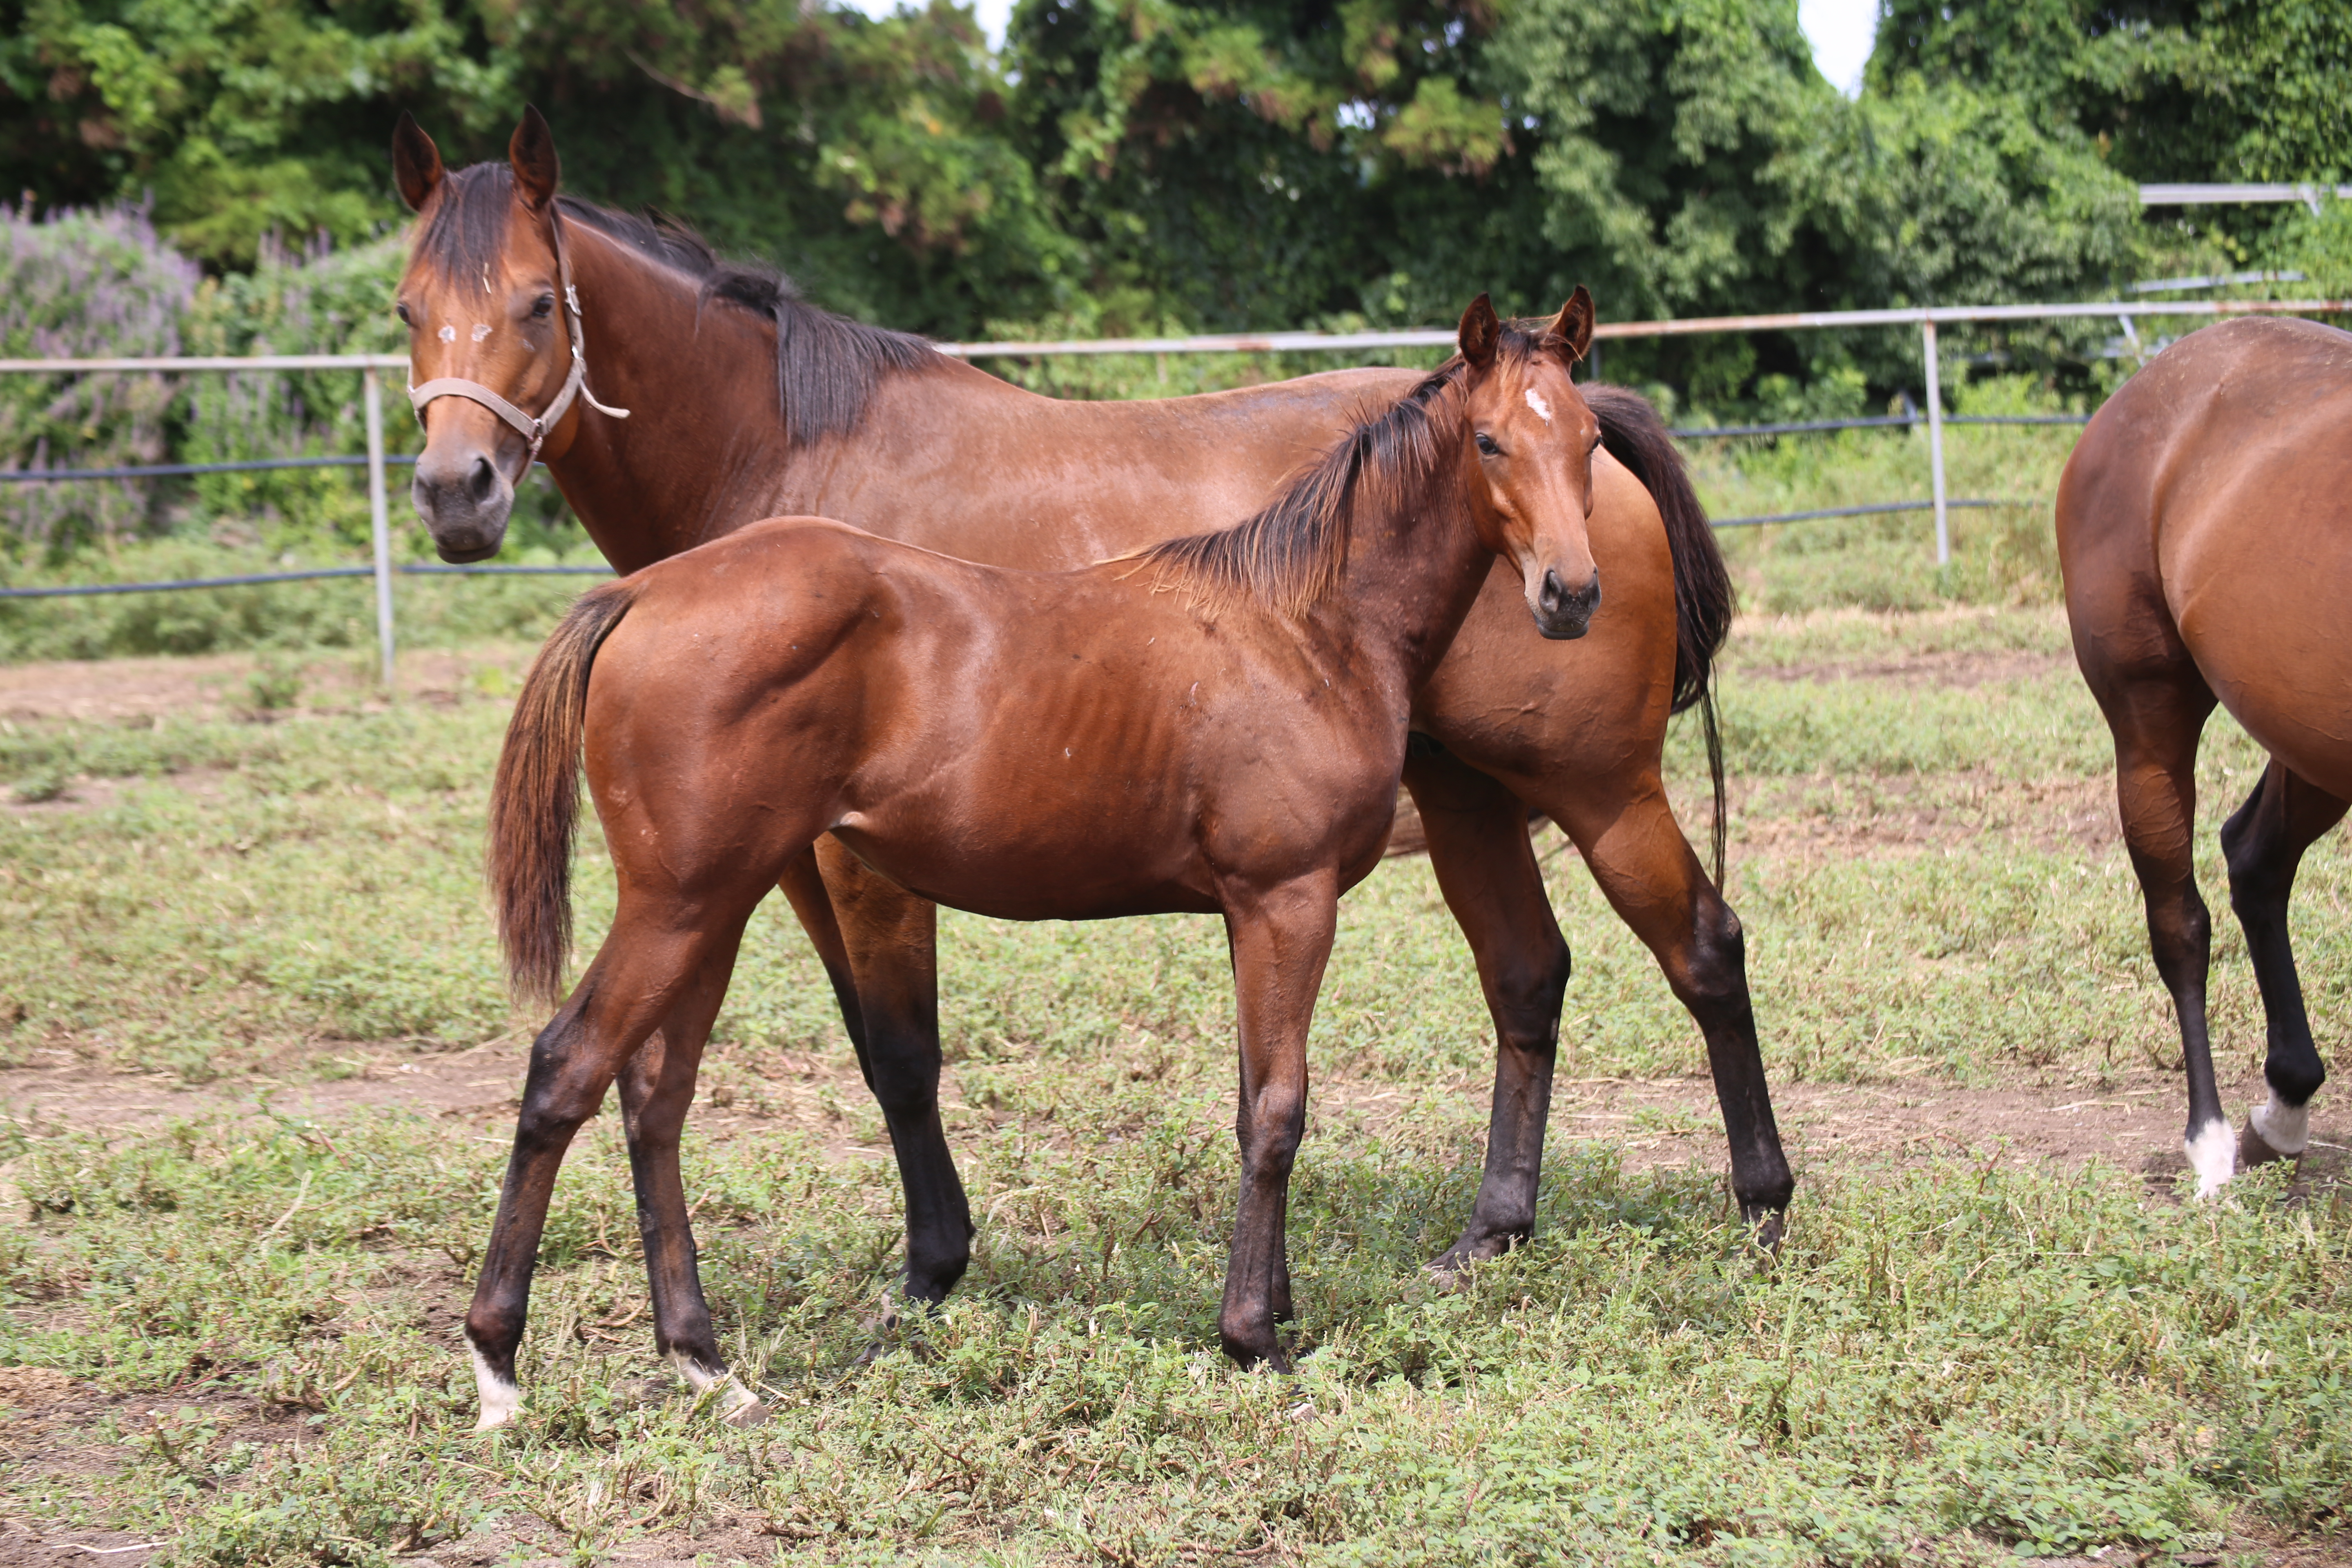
[
  {"xmin": 0, "ymin": 0, "xmax": 2336, "ymax": 486},
  {"xmin": 1873, "ymin": 0, "xmax": 2352, "ymax": 188},
  {"xmin": 7, "ymin": 0, "xmax": 2325, "ymax": 333}
]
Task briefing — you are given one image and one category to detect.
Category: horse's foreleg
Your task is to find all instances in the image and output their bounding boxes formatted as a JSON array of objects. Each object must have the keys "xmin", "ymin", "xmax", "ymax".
[
  {"xmin": 1217, "ymin": 875, "xmax": 1338, "ymax": 1370},
  {"xmin": 465, "ymin": 922, "xmax": 732, "ymax": 1430},
  {"xmin": 2097, "ymin": 669, "xmax": 2227, "ymax": 1191},
  {"xmin": 813, "ymin": 837, "xmax": 973, "ymax": 1304},
  {"xmin": 617, "ymin": 927, "xmax": 766, "ymax": 1426},
  {"xmin": 1403, "ymin": 747, "xmax": 1571, "ymax": 1276},
  {"xmin": 1548, "ymin": 771, "xmax": 1793, "ymax": 1243},
  {"xmin": 2222, "ymin": 760, "xmax": 2348, "ymax": 1170}
]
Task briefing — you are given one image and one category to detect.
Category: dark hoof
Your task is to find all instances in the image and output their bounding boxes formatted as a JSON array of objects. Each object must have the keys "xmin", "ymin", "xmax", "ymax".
[
  {"xmin": 2238, "ymin": 1117, "xmax": 2291, "ymax": 1170},
  {"xmin": 1747, "ymin": 1209, "xmax": 1786, "ymax": 1256},
  {"xmin": 1220, "ymin": 1331, "xmax": 1291, "ymax": 1373},
  {"xmin": 1424, "ymin": 1231, "xmax": 1520, "ymax": 1291}
]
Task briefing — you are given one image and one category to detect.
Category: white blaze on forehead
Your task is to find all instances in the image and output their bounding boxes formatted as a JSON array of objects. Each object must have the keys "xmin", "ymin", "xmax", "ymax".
[
  {"xmin": 1524, "ymin": 388, "xmax": 1554, "ymax": 424},
  {"xmin": 437, "ymin": 324, "xmax": 457, "ymax": 344},
  {"xmin": 471, "ymin": 322, "xmax": 492, "ymax": 343}
]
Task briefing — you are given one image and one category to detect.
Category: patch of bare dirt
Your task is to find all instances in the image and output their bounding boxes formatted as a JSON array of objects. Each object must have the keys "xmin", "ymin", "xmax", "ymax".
[
  {"xmin": 0, "ymin": 1038, "xmax": 899, "ymax": 1167},
  {"xmin": 1554, "ymin": 1070, "xmax": 2346, "ymax": 1196},
  {"xmin": 9, "ymin": 1041, "xmax": 2344, "ymax": 1200},
  {"xmin": 1692, "ymin": 773, "xmax": 2124, "ymax": 858},
  {"xmin": 1738, "ymin": 647, "xmax": 2076, "ymax": 689}
]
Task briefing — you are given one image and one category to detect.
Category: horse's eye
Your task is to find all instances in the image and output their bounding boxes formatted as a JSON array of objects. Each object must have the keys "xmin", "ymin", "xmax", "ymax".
[
  {"xmin": 531, "ymin": 294, "xmax": 555, "ymax": 319},
  {"xmin": 395, "ymin": 303, "xmax": 412, "ymax": 327},
  {"xmin": 1475, "ymin": 432, "xmax": 1502, "ymax": 457}
]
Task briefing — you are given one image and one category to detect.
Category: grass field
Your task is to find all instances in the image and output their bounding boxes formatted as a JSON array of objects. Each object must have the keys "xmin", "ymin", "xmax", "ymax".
[{"xmin": 3, "ymin": 594, "xmax": 2348, "ymax": 1566}]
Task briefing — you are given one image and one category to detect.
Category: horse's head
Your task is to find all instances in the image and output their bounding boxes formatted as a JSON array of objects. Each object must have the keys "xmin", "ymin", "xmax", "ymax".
[
  {"xmin": 1454, "ymin": 290, "xmax": 1602, "ymax": 639},
  {"xmin": 392, "ymin": 108, "xmax": 578, "ymax": 563}
]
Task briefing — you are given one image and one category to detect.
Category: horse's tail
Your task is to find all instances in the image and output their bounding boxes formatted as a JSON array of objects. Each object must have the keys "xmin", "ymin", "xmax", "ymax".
[
  {"xmin": 1586, "ymin": 383, "xmax": 1734, "ymax": 886},
  {"xmin": 488, "ymin": 579, "xmax": 641, "ymax": 1005}
]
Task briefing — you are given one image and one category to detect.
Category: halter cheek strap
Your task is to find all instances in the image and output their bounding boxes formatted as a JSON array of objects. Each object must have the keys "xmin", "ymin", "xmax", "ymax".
[{"xmin": 406, "ymin": 209, "xmax": 630, "ymax": 469}]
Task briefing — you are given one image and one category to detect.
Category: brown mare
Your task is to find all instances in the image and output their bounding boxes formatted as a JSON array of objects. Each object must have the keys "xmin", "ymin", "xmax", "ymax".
[
  {"xmin": 394, "ymin": 112, "xmax": 1790, "ymax": 1318},
  {"xmin": 2057, "ymin": 316, "xmax": 2350, "ymax": 1196},
  {"xmin": 466, "ymin": 296, "xmax": 1607, "ymax": 1426}
]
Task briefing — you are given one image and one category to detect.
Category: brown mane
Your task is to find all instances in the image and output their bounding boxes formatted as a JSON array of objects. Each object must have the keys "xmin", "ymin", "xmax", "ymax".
[
  {"xmin": 411, "ymin": 163, "xmax": 933, "ymax": 448},
  {"xmin": 1129, "ymin": 367, "xmax": 1455, "ymax": 618},
  {"xmin": 1133, "ymin": 318, "xmax": 1585, "ymax": 618}
]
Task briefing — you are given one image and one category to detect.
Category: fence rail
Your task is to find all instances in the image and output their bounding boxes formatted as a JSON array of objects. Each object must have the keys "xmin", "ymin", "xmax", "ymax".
[
  {"xmin": 0, "ymin": 454, "xmax": 417, "ymax": 483},
  {"xmin": 5, "ymin": 293, "xmax": 2344, "ymax": 683},
  {"xmin": 0, "ymin": 561, "xmax": 615, "ymax": 600}
]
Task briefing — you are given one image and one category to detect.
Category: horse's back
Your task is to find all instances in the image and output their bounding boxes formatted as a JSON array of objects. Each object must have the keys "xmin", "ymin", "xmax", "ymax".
[{"xmin": 2059, "ymin": 317, "xmax": 2352, "ymax": 794}]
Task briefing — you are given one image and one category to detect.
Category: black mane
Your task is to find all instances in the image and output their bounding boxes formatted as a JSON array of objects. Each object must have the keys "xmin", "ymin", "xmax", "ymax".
[{"xmin": 412, "ymin": 163, "xmax": 934, "ymax": 448}]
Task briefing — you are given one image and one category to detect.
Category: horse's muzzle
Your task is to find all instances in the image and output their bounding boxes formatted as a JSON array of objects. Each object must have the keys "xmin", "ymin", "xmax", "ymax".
[
  {"xmin": 412, "ymin": 445, "xmax": 514, "ymax": 563},
  {"xmin": 1531, "ymin": 566, "xmax": 1600, "ymax": 640}
]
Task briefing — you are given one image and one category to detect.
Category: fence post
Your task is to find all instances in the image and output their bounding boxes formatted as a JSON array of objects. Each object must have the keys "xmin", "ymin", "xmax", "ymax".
[
  {"xmin": 1921, "ymin": 318, "xmax": 1949, "ymax": 566},
  {"xmin": 363, "ymin": 365, "xmax": 396, "ymax": 687}
]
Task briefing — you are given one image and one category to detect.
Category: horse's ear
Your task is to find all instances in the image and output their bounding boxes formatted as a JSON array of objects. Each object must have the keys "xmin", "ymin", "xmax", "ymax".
[
  {"xmin": 1459, "ymin": 293, "xmax": 1501, "ymax": 370},
  {"xmin": 509, "ymin": 105, "xmax": 561, "ymax": 213},
  {"xmin": 1542, "ymin": 285, "xmax": 1595, "ymax": 365},
  {"xmin": 392, "ymin": 112, "xmax": 445, "ymax": 212}
]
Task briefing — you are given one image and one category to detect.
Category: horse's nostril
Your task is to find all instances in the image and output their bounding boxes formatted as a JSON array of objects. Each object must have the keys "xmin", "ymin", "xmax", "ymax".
[
  {"xmin": 467, "ymin": 456, "xmax": 499, "ymax": 503},
  {"xmin": 1541, "ymin": 567, "xmax": 1565, "ymax": 608}
]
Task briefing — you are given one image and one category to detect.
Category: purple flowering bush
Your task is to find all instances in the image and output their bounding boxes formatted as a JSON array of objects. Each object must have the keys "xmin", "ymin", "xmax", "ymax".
[{"xmin": 0, "ymin": 203, "xmax": 198, "ymax": 557}]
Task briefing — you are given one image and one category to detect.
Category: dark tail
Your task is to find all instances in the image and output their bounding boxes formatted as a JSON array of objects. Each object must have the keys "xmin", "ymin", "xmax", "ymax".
[
  {"xmin": 487, "ymin": 580, "xmax": 641, "ymax": 1004},
  {"xmin": 1586, "ymin": 383, "xmax": 1734, "ymax": 886}
]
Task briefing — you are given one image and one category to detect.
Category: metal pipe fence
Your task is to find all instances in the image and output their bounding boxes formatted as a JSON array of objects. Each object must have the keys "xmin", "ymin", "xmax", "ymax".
[{"xmin": 2, "ymin": 294, "xmax": 2342, "ymax": 684}]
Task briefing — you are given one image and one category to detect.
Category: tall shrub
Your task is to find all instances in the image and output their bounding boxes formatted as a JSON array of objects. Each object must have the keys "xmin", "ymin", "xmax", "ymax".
[
  {"xmin": 0, "ymin": 203, "xmax": 198, "ymax": 559},
  {"xmin": 176, "ymin": 232, "xmax": 410, "ymax": 557}
]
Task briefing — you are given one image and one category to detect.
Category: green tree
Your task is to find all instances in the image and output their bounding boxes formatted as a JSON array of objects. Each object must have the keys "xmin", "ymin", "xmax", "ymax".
[
  {"xmin": 0, "ymin": 0, "xmax": 1067, "ymax": 334},
  {"xmin": 1004, "ymin": 0, "xmax": 2140, "ymax": 408},
  {"xmin": 1004, "ymin": 0, "xmax": 1557, "ymax": 332},
  {"xmin": 1871, "ymin": 0, "xmax": 2352, "ymax": 185}
]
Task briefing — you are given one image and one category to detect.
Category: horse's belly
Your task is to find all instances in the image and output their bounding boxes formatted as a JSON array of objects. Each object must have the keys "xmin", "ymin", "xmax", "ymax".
[{"xmin": 829, "ymin": 806, "xmax": 1220, "ymax": 921}]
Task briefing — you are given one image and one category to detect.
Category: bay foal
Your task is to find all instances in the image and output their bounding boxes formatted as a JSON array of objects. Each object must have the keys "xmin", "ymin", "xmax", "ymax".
[
  {"xmin": 2058, "ymin": 316, "xmax": 2351, "ymax": 1194},
  {"xmin": 466, "ymin": 295, "xmax": 1605, "ymax": 1428}
]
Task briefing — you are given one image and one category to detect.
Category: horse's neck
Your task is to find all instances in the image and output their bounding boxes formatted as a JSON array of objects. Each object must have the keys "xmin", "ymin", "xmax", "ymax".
[
  {"xmin": 1333, "ymin": 456, "xmax": 1492, "ymax": 690},
  {"xmin": 544, "ymin": 226, "xmax": 797, "ymax": 572}
]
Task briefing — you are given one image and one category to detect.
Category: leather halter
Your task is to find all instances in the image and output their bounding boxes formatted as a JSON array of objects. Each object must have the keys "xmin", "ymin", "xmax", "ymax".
[{"xmin": 406, "ymin": 207, "xmax": 630, "ymax": 469}]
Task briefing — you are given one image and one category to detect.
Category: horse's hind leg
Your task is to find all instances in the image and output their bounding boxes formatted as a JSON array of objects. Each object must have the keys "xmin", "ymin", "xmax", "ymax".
[
  {"xmin": 1403, "ymin": 746, "xmax": 1572, "ymax": 1276},
  {"xmin": 813, "ymin": 837, "xmax": 973, "ymax": 1305},
  {"xmin": 2222, "ymin": 760, "xmax": 2348, "ymax": 1168},
  {"xmin": 2089, "ymin": 663, "xmax": 2229, "ymax": 1190},
  {"xmin": 777, "ymin": 845, "xmax": 867, "ymax": 1058},
  {"xmin": 1546, "ymin": 769, "xmax": 1793, "ymax": 1243},
  {"xmin": 464, "ymin": 913, "xmax": 751, "ymax": 1430},
  {"xmin": 617, "ymin": 923, "xmax": 766, "ymax": 1424}
]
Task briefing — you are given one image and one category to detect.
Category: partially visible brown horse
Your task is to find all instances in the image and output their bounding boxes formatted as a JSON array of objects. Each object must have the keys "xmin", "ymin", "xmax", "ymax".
[
  {"xmin": 464, "ymin": 296, "xmax": 1604, "ymax": 1428},
  {"xmin": 2057, "ymin": 316, "xmax": 2350, "ymax": 1195},
  {"xmin": 392, "ymin": 112, "xmax": 1791, "ymax": 1313}
]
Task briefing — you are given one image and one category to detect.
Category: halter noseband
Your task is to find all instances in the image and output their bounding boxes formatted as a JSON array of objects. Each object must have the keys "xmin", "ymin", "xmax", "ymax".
[{"xmin": 406, "ymin": 207, "xmax": 630, "ymax": 468}]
